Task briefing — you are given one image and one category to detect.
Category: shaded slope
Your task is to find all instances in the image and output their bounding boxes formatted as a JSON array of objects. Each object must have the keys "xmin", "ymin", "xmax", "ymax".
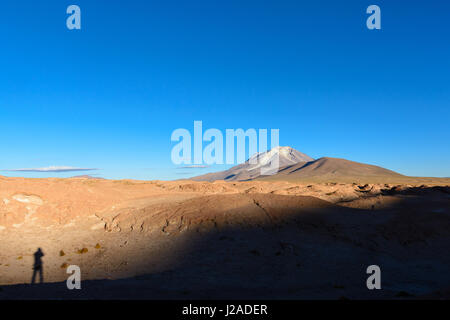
[{"xmin": 259, "ymin": 157, "xmax": 405, "ymax": 183}]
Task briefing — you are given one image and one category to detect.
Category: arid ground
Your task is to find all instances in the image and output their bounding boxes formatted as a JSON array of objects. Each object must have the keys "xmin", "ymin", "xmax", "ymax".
[{"xmin": 0, "ymin": 175, "xmax": 449, "ymax": 299}]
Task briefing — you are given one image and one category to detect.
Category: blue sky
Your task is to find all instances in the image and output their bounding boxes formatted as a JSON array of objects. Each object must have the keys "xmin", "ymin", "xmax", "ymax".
[{"xmin": 0, "ymin": 0, "xmax": 449, "ymax": 180}]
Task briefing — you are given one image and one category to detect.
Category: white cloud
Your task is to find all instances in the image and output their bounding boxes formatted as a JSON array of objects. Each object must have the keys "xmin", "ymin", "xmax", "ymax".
[
  {"xmin": 178, "ymin": 165, "xmax": 210, "ymax": 169},
  {"xmin": 4, "ymin": 166, "xmax": 98, "ymax": 173}
]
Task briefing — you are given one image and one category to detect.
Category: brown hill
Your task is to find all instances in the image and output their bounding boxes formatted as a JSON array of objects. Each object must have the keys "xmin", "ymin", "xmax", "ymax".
[
  {"xmin": 258, "ymin": 157, "xmax": 411, "ymax": 183},
  {"xmin": 280, "ymin": 157, "xmax": 401, "ymax": 177}
]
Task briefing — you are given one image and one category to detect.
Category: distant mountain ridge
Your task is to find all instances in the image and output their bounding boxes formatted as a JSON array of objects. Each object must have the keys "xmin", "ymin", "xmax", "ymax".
[
  {"xmin": 191, "ymin": 146, "xmax": 404, "ymax": 182},
  {"xmin": 258, "ymin": 157, "xmax": 403, "ymax": 182},
  {"xmin": 71, "ymin": 175, "xmax": 105, "ymax": 180}
]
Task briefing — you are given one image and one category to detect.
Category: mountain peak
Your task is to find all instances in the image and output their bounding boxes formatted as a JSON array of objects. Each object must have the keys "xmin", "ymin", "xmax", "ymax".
[
  {"xmin": 247, "ymin": 146, "xmax": 314, "ymax": 171},
  {"xmin": 191, "ymin": 146, "xmax": 313, "ymax": 181}
]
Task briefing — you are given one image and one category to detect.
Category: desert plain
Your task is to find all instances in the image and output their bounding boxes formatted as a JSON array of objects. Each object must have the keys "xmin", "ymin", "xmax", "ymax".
[{"xmin": 0, "ymin": 174, "xmax": 449, "ymax": 299}]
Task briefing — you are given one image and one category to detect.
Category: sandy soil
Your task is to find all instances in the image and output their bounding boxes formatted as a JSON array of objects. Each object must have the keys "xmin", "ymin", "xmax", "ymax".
[{"xmin": 0, "ymin": 176, "xmax": 449, "ymax": 299}]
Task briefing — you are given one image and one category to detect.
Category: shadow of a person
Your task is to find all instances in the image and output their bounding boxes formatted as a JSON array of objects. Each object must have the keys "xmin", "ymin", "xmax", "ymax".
[{"xmin": 31, "ymin": 248, "xmax": 44, "ymax": 284}]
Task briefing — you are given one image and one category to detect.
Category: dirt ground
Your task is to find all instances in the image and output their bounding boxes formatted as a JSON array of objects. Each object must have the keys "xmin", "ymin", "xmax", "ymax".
[{"xmin": 0, "ymin": 176, "xmax": 449, "ymax": 299}]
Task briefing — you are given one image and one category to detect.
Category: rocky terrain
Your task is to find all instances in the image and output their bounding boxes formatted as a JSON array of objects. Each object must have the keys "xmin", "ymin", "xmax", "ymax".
[{"xmin": 0, "ymin": 175, "xmax": 449, "ymax": 299}]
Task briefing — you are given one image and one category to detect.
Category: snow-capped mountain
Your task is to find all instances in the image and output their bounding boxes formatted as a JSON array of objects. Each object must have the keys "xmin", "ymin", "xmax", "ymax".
[
  {"xmin": 246, "ymin": 146, "xmax": 314, "ymax": 172},
  {"xmin": 191, "ymin": 146, "xmax": 314, "ymax": 181}
]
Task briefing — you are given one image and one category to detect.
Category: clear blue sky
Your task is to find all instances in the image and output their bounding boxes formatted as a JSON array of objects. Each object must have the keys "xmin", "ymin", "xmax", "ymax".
[{"xmin": 0, "ymin": 0, "xmax": 449, "ymax": 180}]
